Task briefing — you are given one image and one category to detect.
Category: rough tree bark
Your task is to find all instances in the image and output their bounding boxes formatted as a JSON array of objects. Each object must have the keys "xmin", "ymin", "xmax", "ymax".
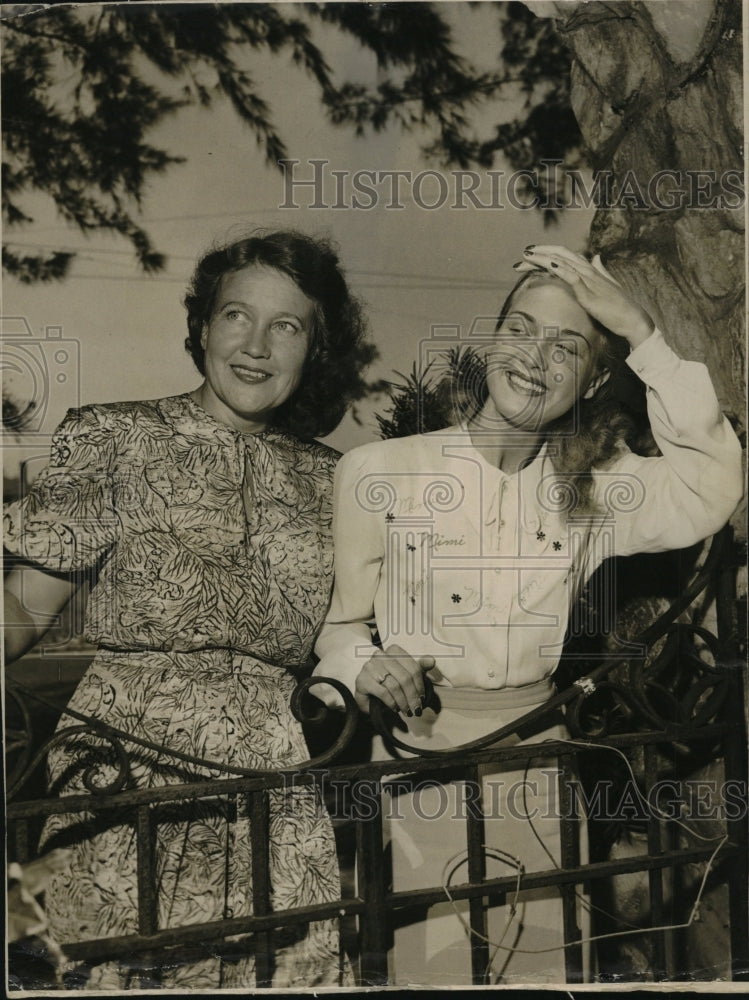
[{"xmin": 528, "ymin": 0, "xmax": 744, "ymax": 441}]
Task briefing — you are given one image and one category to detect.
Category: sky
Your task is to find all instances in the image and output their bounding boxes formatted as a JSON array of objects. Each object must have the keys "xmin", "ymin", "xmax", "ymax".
[{"xmin": 2, "ymin": 2, "xmax": 595, "ymax": 481}]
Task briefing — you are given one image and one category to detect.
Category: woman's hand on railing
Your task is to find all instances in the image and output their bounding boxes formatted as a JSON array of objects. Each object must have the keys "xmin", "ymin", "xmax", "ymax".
[{"xmin": 355, "ymin": 644, "xmax": 435, "ymax": 716}]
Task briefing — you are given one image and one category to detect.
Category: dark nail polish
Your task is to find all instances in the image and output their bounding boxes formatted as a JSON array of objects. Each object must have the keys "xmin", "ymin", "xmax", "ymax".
[
  {"xmin": 525, "ymin": 244, "xmax": 535, "ymax": 252},
  {"xmin": 406, "ymin": 709, "xmax": 413, "ymax": 717},
  {"xmin": 420, "ymin": 694, "xmax": 427, "ymax": 707},
  {"xmin": 512, "ymin": 261, "xmax": 522, "ymax": 269},
  {"xmin": 550, "ymin": 260, "xmax": 559, "ymax": 268},
  {"xmin": 415, "ymin": 707, "xmax": 423, "ymax": 717}
]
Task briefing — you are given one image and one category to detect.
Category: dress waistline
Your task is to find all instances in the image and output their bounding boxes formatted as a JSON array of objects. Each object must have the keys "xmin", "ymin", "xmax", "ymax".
[{"xmin": 433, "ymin": 677, "xmax": 555, "ymax": 711}]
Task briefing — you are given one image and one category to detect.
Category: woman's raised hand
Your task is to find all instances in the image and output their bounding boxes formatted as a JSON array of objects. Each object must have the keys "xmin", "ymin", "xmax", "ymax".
[
  {"xmin": 355, "ymin": 644, "xmax": 435, "ymax": 716},
  {"xmin": 514, "ymin": 245, "xmax": 655, "ymax": 349}
]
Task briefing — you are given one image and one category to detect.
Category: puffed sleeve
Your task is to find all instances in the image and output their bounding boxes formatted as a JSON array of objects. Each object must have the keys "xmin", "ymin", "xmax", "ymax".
[
  {"xmin": 312, "ymin": 444, "xmax": 385, "ymax": 709},
  {"xmin": 3, "ymin": 406, "xmax": 119, "ymax": 571},
  {"xmin": 592, "ymin": 329, "xmax": 743, "ymax": 557}
]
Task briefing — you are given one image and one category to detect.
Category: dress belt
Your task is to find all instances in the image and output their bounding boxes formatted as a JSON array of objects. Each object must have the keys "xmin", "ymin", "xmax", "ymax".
[{"xmin": 432, "ymin": 676, "xmax": 555, "ymax": 711}]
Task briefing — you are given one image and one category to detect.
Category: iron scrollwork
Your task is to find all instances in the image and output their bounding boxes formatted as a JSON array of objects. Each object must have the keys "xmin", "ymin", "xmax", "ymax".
[{"xmin": 5, "ymin": 676, "xmax": 362, "ymax": 804}]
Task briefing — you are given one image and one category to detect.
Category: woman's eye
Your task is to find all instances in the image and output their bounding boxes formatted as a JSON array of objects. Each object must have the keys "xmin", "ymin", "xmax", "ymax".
[
  {"xmin": 555, "ymin": 342, "xmax": 575, "ymax": 356},
  {"xmin": 272, "ymin": 320, "xmax": 299, "ymax": 334},
  {"xmin": 225, "ymin": 309, "xmax": 245, "ymax": 321}
]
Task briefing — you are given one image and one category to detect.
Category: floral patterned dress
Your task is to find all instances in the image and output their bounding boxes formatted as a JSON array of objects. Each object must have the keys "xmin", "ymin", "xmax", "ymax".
[{"xmin": 3, "ymin": 393, "xmax": 347, "ymax": 989}]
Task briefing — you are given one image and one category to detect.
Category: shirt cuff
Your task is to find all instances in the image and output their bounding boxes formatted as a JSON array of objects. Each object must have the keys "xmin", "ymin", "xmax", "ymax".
[
  {"xmin": 311, "ymin": 640, "xmax": 380, "ymax": 710},
  {"xmin": 625, "ymin": 328, "xmax": 678, "ymax": 382}
]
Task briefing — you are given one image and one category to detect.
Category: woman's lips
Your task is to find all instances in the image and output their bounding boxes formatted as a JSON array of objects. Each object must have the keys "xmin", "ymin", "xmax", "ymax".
[
  {"xmin": 504, "ymin": 368, "xmax": 546, "ymax": 395},
  {"xmin": 231, "ymin": 365, "xmax": 272, "ymax": 384}
]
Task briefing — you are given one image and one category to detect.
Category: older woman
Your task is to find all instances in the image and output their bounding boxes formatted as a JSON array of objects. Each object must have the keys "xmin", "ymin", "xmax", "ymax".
[{"xmin": 3, "ymin": 230, "xmax": 371, "ymax": 989}]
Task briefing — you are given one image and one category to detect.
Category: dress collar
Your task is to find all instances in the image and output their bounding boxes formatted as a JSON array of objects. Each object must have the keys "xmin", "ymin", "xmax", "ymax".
[
  {"xmin": 447, "ymin": 422, "xmax": 550, "ymax": 479},
  {"xmin": 156, "ymin": 392, "xmax": 292, "ymax": 449},
  {"xmin": 448, "ymin": 423, "xmax": 553, "ymax": 533}
]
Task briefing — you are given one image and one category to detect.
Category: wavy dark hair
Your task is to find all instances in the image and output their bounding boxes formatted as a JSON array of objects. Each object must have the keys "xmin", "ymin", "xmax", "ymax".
[
  {"xmin": 454, "ymin": 269, "xmax": 649, "ymax": 515},
  {"xmin": 184, "ymin": 230, "xmax": 372, "ymax": 440}
]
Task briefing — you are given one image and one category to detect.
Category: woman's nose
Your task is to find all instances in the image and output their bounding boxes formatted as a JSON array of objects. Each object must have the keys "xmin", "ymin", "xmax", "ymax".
[
  {"xmin": 520, "ymin": 340, "xmax": 547, "ymax": 371},
  {"xmin": 244, "ymin": 323, "xmax": 270, "ymax": 358}
]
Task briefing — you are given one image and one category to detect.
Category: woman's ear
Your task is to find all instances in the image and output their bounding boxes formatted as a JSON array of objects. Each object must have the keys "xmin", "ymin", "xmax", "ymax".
[{"xmin": 582, "ymin": 368, "xmax": 611, "ymax": 400}]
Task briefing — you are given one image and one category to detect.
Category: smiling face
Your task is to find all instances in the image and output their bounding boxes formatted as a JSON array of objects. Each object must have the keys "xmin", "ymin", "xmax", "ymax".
[
  {"xmin": 483, "ymin": 278, "xmax": 607, "ymax": 432},
  {"xmin": 197, "ymin": 265, "xmax": 314, "ymax": 434}
]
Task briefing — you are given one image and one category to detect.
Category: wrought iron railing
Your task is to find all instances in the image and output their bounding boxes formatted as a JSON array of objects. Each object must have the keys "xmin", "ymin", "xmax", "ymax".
[{"xmin": 6, "ymin": 527, "xmax": 748, "ymax": 986}]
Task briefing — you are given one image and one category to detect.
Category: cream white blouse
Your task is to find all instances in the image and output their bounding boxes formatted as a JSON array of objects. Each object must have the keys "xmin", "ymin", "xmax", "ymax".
[{"xmin": 313, "ymin": 331, "xmax": 742, "ymax": 705}]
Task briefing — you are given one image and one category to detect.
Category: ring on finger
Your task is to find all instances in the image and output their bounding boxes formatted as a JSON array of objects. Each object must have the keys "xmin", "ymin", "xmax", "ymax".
[{"xmin": 375, "ymin": 673, "xmax": 389, "ymax": 685}]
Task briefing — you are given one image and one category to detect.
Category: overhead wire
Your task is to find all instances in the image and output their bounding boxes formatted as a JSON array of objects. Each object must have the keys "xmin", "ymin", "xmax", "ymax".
[
  {"xmin": 8, "ymin": 207, "xmax": 288, "ymax": 235},
  {"xmin": 4, "ymin": 241, "xmax": 505, "ymax": 290}
]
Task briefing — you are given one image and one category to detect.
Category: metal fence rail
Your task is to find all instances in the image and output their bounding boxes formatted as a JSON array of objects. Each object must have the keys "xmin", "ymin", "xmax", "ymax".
[
  {"xmin": 7, "ymin": 725, "xmax": 747, "ymax": 985},
  {"xmin": 6, "ymin": 527, "xmax": 749, "ymax": 986}
]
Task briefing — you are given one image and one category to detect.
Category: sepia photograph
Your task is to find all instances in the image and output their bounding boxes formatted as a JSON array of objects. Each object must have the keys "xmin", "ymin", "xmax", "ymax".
[{"xmin": 2, "ymin": 0, "xmax": 747, "ymax": 992}]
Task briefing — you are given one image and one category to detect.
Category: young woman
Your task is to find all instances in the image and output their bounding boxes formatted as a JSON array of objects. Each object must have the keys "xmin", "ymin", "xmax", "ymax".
[{"xmin": 312, "ymin": 245, "xmax": 743, "ymax": 985}]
